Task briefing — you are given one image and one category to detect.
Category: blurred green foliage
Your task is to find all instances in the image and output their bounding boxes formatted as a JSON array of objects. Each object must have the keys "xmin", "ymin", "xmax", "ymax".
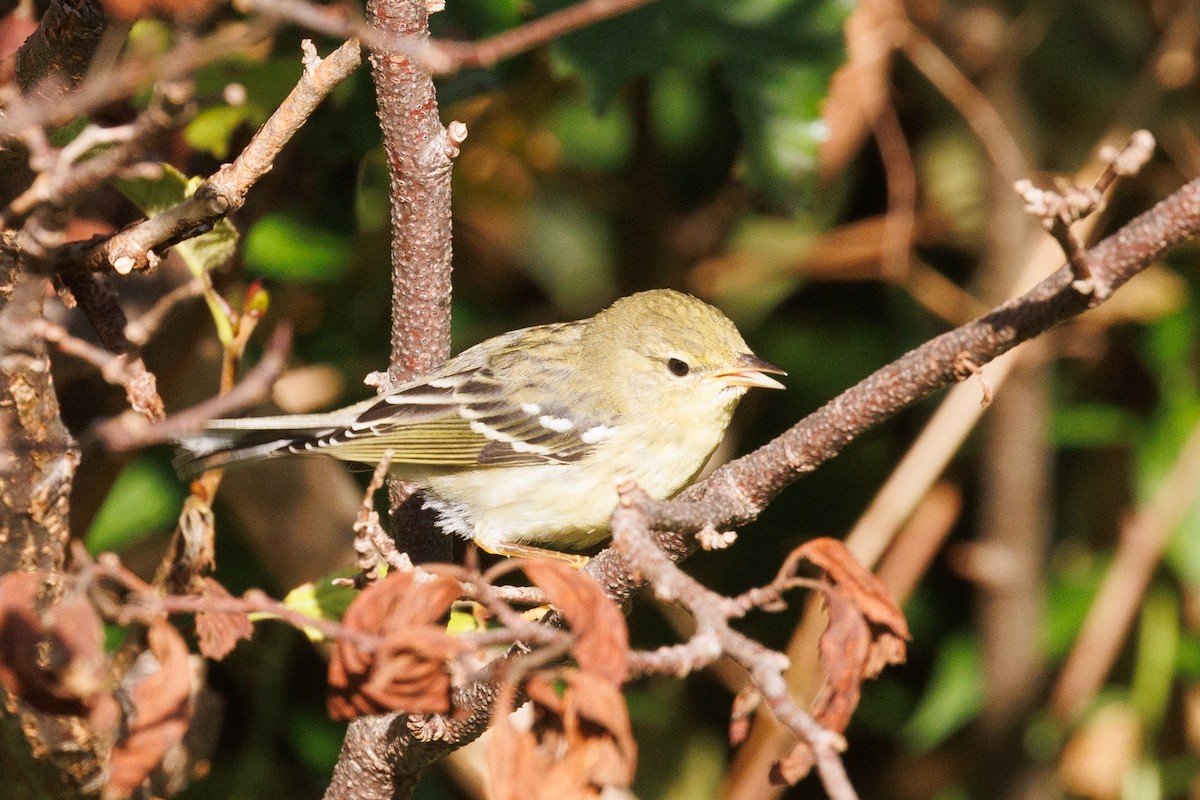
[
  {"xmin": 86, "ymin": 455, "xmax": 185, "ymax": 553},
  {"xmin": 72, "ymin": 0, "xmax": 1200, "ymax": 797}
]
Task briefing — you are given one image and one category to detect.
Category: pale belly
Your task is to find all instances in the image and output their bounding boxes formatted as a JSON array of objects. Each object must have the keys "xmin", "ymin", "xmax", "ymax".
[{"xmin": 423, "ymin": 429, "xmax": 722, "ymax": 551}]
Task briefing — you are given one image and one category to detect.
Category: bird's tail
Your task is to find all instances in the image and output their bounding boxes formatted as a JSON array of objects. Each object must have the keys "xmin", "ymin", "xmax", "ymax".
[{"xmin": 173, "ymin": 411, "xmax": 352, "ymax": 479}]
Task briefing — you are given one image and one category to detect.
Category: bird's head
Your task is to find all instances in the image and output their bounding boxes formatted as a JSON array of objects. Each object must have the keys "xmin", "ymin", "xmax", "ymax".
[{"xmin": 584, "ymin": 289, "xmax": 785, "ymax": 423}]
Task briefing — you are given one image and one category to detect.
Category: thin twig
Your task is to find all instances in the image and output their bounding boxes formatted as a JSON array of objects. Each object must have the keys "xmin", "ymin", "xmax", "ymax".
[
  {"xmin": 1014, "ymin": 130, "xmax": 1156, "ymax": 297},
  {"xmin": 1, "ymin": 22, "xmax": 275, "ymax": 140},
  {"xmin": 46, "ymin": 38, "xmax": 362, "ymax": 276},
  {"xmin": 124, "ymin": 280, "xmax": 206, "ymax": 347},
  {"xmin": 242, "ymin": 0, "xmax": 656, "ymax": 74},
  {"xmin": 431, "ymin": 0, "xmax": 656, "ymax": 70},
  {"xmin": 89, "ymin": 324, "xmax": 293, "ymax": 452},
  {"xmin": 609, "ymin": 484, "xmax": 858, "ymax": 800},
  {"xmin": 3, "ymin": 80, "xmax": 194, "ymax": 227},
  {"xmin": 345, "ymin": 450, "xmax": 412, "ymax": 579}
]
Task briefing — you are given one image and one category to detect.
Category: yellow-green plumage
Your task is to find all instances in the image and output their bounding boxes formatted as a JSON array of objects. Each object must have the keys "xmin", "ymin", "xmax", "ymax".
[{"xmin": 177, "ymin": 290, "xmax": 784, "ymax": 562}]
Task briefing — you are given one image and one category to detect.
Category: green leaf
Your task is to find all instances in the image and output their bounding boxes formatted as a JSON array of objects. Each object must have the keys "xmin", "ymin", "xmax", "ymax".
[
  {"xmin": 546, "ymin": 96, "xmax": 633, "ymax": 172},
  {"xmin": 708, "ymin": 0, "xmax": 852, "ymax": 207},
  {"xmin": 86, "ymin": 457, "xmax": 185, "ymax": 553},
  {"xmin": 726, "ymin": 58, "xmax": 834, "ymax": 207},
  {"xmin": 274, "ymin": 569, "xmax": 361, "ymax": 641},
  {"xmin": 243, "ymin": 214, "xmax": 350, "ymax": 282},
  {"xmin": 111, "ymin": 163, "xmax": 240, "ymax": 280},
  {"xmin": 1052, "ymin": 403, "xmax": 1140, "ymax": 448},
  {"xmin": 1131, "ymin": 588, "xmax": 1178, "ymax": 731},
  {"xmin": 541, "ymin": 0, "xmax": 848, "ymax": 206},
  {"xmin": 186, "ymin": 105, "xmax": 260, "ymax": 159},
  {"xmin": 540, "ymin": 0, "xmax": 689, "ymax": 108}
]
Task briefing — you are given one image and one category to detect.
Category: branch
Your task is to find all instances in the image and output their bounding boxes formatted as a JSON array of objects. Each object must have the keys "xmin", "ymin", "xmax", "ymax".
[
  {"xmin": 1, "ymin": 22, "xmax": 274, "ymax": 140},
  {"xmin": 13, "ymin": 0, "xmax": 110, "ymax": 98},
  {"xmin": 322, "ymin": 3, "xmax": 462, "ymax": 793},
  {"xmin": 431, "ymin": 0, "xmax": 657, "ymax": 70},
  {"xmin": 610, "ymin": 486, "xmax": 875, "ymax": 800},
  {"xmin": 4, "ymin": 79, "xmax": 194, "ymax": 227},
  {"xmin": 1014, "ymin": 130, "xmax": 1156, "ymax": 297},
  {"xmin": 46, "ymin": 39, "xmax": 362, "ymax": 276},
  {"xmin": 242, "ymin": 0, "xmax": 657, "ymax": 74},
  {"xmin": 366, "ymin": 0, "xmax": 455, "ymax": 388},
  {"xmin": 583, "ymin": 172, "xmax": 1200, "ymax": 601},
  {"xmin": 88, "ymin": 324, "xmax": 293, "ymax": 452},
  {"xmin": 365, "ymin": 0, "xmax": 459, "ymax": 561}
]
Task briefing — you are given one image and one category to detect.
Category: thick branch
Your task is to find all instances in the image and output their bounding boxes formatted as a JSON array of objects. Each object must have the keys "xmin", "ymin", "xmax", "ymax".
[
  {"xmin": 366, "ymin": 0, "xmax": 456, "ymax": 560},
  {"xmin": 326, "ymin": 3, "xmax": 459, "ymax": 795},
  {"xmin": 367, "ymin": 0, "xmax": 454, "ymax": 386},
  {"xmin": 13, "ymin": 0, "xmax": 109, "ymax": 98},
  {"xmin": 0, "ymin": 267, "xmax": 94, "ymax": 800}
]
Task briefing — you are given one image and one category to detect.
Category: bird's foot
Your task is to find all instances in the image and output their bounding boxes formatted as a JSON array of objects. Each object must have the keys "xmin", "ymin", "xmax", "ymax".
[{"xmin": 473, "ymin": 537, "xmax": 590, "ymax": 569}]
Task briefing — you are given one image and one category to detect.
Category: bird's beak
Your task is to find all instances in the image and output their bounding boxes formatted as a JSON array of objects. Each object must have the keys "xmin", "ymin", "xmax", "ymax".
[{"xmin": 711, "ymin": 354, "xmax": 787, "ymax": 390}]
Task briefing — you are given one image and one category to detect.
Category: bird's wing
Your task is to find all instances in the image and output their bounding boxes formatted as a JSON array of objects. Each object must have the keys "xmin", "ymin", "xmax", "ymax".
[
  {"xmin": 175, "ymin": 321, "xmax": 617, "ymax": 475},
  {"xmin": 326, "ymin": 365, "xmax": 609, "ymax": 466}
]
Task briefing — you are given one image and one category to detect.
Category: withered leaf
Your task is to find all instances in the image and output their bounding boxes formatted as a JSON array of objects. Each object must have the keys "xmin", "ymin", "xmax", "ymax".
[
  {"xmin": 327, "ymin": 570, "xmax": 466, "ymax": 719},
  {"xmin": 770, "ymin": 589, "xmax": 871, "ymax": 786},
  {"xmin": 107, "ymin": 619, "xmax": 193, "ymax": 798},
  {"xmin": 0, "ymin": 572, "xmax": 108, "ymax": 719},
  {"xmin": 771, "ymin": 740, "xmax": 820, "ymax": 787},
  {"xmin": 813, "ymin": 589, "xmax": 873, "ymax": 729},
  {"xmin": 194, "ymin": 578, "xmax": 253, "ymax": 660},
  {"xmin": 793, "ymin": 538, "xmax": 910, "ymax": 641},
  {"xmin": 488, "ymin": 670, "xmax": 636, "ymax": 800},
  {"xmin": 522, "ymin": 560, "xmax": 629, "ymax": 684},
  {"xmin": 768, "ymin": 539, "xmax": 910, "ymax": 786}
]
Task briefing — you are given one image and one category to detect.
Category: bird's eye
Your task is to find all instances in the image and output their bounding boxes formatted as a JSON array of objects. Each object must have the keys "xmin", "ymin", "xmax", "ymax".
[{"xmin": 667, "ymin": 358, "xmax": 690, "ymax": 377}]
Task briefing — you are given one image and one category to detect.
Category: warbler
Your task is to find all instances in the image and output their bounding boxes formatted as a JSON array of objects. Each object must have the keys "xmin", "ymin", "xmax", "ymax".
[{"xmin": 177, "ymin": 290, "xmax": 785, "ymax": 564}]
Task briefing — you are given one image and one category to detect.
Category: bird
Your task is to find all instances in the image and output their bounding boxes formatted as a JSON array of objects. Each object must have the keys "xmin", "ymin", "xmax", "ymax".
[{"xmin": 176, "ymin": 289, "xmax": 785, "ymax": 565}]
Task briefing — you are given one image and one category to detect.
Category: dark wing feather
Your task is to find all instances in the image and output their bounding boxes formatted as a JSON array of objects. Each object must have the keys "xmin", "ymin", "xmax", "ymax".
[{"xmin": 290, "ymin": 365, "xmax": 606, "ymax": 467}]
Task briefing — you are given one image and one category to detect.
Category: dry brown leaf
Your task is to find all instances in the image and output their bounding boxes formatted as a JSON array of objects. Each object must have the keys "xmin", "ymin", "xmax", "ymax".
[
  {"xmin": 794, "ymin": 538, "xmax": 910, "ymax": 640},
  {"xmin": 769, "ymin": 539, "xmax": 910, "ymax": 785},
  {"xmin": 327, "ymin": 570, "xmax": 466, "ymax": 719},
  {"xmin": 107, "ymin": 619, "xmax": 193, "ymax": 799},
  {"xmin": 0, "ymin": 572, "xmax": 109, "ymax": 719},
  {"xmin": 522, "ymin": 560, "xmax": 629, "ymax": 684},
  {"xmin": 488, "ymin": 670, "xmax": 636, "ymax": 800},
  {"xmin": 770, "ymin": 589, "xmax": 870, "ymax": 785},
  {"xmin": 194, "ymin": 578, "xmax": 253, "ymax": 660}
]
